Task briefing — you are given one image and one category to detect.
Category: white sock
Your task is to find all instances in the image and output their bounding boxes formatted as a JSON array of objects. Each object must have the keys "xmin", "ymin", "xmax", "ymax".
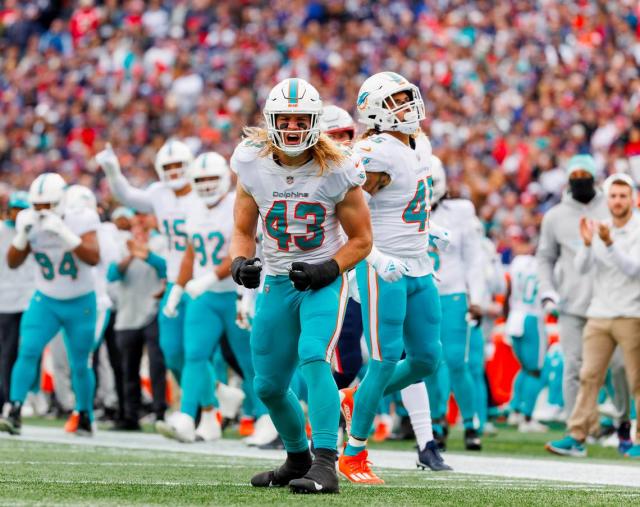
[
  {"xmin": 348, "ymin": 436, "xmax": 367, "ymax": 449},
  {"xmin": 197, "ymin": 409, "xmax": 217, "ymax": 429},
  {"xmin": 401, "ymin": 382, "xmax": 433, "ymax": 450}
]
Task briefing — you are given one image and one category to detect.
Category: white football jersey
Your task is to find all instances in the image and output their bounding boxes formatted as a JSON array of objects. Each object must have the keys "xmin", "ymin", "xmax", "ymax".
[
  {"xmin": 185, "ymin": 192, "xmax": 236, "ymax": 293},
  {"xmin": 93, "ymin": 221, "xmax": 121, "ymax": 311},
  {"xmin": 428, "ymin": 199, "xmax": 484, "ymax": 302},
  {"xmin": 26, "ymin": 208, "xmax": 100, "ymax": 300},
  {"xmin": 355, "ymin": 133, "xmax": 433, "ymax": 276},
  {"xmin": 231, "ymin": 139, "xmax": 365, "ymax": 276},
  {"xmin": 145, "ymin": 183, "xmax": 204, "ymax": 282},
  {"xmin": 508, "ymin": 254, "xmax": 542, "ymax": 316}
]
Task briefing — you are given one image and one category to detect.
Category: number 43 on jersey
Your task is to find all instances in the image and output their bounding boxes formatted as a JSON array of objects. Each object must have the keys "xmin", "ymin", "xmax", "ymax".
[{"xmin": 265, "ymin": 200, "xmax": 326, "ymax": 252}]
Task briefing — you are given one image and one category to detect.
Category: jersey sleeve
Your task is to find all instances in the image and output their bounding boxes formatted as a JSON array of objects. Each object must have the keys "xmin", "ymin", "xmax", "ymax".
[
  {"xmin": 354, "ymin": 137, "xmax": 394, "ymax": 178},
  {"xmin": 325, "ymin": 157, "xmax": 366, "ymax": 203},
  {"xmin": 65, "ymin": 208, "xmax": 100, "ymax": 236},
  {"xmin": 230, "ymin": 140, "xmax": 264, "ymax": 195}
]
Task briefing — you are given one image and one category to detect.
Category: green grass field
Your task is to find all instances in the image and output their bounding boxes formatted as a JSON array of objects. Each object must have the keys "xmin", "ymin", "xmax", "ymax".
[{"xmin": 1, "ymin": 420, "xmax": 638, "ymax": 506}]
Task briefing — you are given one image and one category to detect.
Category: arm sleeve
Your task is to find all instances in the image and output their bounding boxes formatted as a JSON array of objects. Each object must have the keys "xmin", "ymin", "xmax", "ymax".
[
  {"xmin": 574, "ymin": 244, "xmax": 594, "ymax": 274},
  {"xmin": 106, "ymin": 174, "xmax": 154, "ymax": 213},
  {"xmin": 607, "ymin": 243, "xmax": 640, "ymax": 277},
  {"xmin": 106, "ymin": 262, "xmax": 122, "ymax": 282},
  {"xmin": 535, "ymin": 212, "xmax": 560, "ymax": 302},
  {"xmin": 145, "ymin": 251, "xmax": 167, "ymax": 279}
]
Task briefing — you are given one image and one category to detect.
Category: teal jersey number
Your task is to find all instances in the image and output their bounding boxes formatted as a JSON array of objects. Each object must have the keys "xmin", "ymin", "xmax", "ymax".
[
  {"xmin": 264, "ymin": 200, "xmax": 326, "ymax": 252},
  {"xmin": 518, "ymin": 273, "xmax": 538, "ymax": 305},
  {"xmin": 34, "ymin": 252, "xmax": 78, "ymax": 280},
  {"xmin": 403, "ymin": 179, "xmax": 429, "ymax": 232},
  {"xmin": 192, "ymin": 232, "xmax": 225, "ymax": 267},
  {"xmin": 162, "ymin": 219, "xmax": 188, "ymax": 252}
]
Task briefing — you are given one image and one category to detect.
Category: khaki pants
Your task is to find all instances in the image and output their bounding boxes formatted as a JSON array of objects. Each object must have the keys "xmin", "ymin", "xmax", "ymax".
[{"xmin": 568, "ymin": 318, "xmax": 640, "ymax": 441}]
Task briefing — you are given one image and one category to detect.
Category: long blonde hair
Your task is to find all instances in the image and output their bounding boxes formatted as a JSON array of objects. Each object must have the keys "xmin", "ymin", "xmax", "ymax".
[{"xmin": 242, "ymin": 126, "xmax": 346, "ymax": 174}]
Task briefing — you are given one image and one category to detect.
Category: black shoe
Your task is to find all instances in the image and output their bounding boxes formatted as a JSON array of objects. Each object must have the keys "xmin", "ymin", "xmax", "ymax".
[
  {"xmin": 289, "ymin": 448, "xmax": 339, "ymax": 494},
  {"xmin": 464, "ymin": 428, "xmax": 482, "ymax": 451},
  {"xmin": 76, "ymin": 411, "xmax": 93, "ymax": 437},
  {"xmin": 251, "ymin": 449, "xmax": 312, "ymax": 487},
  {"xmin": 0, "ymin": 402, "xmax": 22, "ymax": 435},
  {"xmin": 258, "ymin": 435, "xmax": 285, "ymax": 450},
  {"xmin": 417, "ymin": 440, "xmax": 453, "ymax": 471},
  {"xmin": 111, "ymin": 418, "xmax": 141, "ymax": 431}
]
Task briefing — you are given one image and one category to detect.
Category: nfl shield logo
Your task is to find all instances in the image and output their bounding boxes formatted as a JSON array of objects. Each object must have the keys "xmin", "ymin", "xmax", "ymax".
[{"xmin": 286, "ymin": 176, "xmax": 294, "ymax": 185}]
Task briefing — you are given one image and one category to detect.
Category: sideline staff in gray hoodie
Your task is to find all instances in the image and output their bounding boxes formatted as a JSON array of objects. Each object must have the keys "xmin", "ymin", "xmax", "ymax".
[{"xmin": 536, "ymin": 154, "xmax": 609, "ymax": 418}]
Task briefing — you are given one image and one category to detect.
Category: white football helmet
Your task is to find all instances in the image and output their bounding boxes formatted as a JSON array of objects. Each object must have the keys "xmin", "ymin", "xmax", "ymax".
[
  {"xmin": 154, "ymin": 139, "xmax": 194, "ymax": 190},
  {"xmin": 263, "ymin": 78, "xmax": 322, "ymax": 156},
  {"xmin": 65, "ymin": 184, "xmax": 97, "ymax": 211},
  {"xmin": 189, "ymin": 152, "xmax": 231, "ymax": 206},
  {"xmin": 28, "ymin": 173, "xmax": 67, "ymax": 216},
  {"xmin": 430, "ymin": 155, "xmax": 446, "ymax": 205},
  {"xmin": 319, "ymin": 105, "xmax": 355, "ymax": 142},
  {"xmin": 356, "ymin": 72, "xmax": 425, "ymax": 135}
]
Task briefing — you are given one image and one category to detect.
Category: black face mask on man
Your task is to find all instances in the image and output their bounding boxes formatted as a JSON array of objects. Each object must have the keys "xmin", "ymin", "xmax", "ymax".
[{"xmin": 569, "ymin": 177, "xmax": 596, "ymax": 204}]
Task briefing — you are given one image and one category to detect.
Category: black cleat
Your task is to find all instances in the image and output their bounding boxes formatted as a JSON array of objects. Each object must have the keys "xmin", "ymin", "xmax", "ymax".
[
  {"xmin": 464, "ymin": 428, "xmax": 482, "ymax": 451},
  {"xmin": 110, "ymin": 418, "xmax": 142, "ymax": 431},
  {"xmin": 417, "ymin": 440, "xmax": 453, "ymax": 471},
  {"xmin": 76, "ymin": 411, "xmax": 93, "ymax": 437},
  {"xmin": 258, "ymin": 435, "xmax": 285, "ymax": 450},
  {"xmin": 289, "ymin": 448, "xmax": 339, "ymax": 494},
  {"xmin": 0, "ymin": 402, "xmax": 22, "ymax": 435},
  {"xmin": 251, "ymin": 449, "xmax": 312, "ymax": 488}
]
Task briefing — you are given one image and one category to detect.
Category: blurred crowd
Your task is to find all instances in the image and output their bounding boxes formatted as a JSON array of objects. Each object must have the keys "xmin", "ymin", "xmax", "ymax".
[{"xmin": 2, "ymin": 0, "xmax": 640, "ymax": 261}]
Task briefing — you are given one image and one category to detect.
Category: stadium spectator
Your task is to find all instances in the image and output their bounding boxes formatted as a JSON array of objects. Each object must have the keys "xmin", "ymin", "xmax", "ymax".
[
  {"xmin": 106, "ymin": 209, "xmax": 167, "ymax": 430},
  {"xmin": 546, "ymin": 174, "xmax": 640, "ymax": 458}
]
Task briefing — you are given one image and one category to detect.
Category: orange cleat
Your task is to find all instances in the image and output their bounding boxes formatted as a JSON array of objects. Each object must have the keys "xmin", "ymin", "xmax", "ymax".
[
  {"xmin": 305, "ymin": 420, "xmax": 312, "ymax": 439},
  {"xmin": 372, "ymin": 420, "xmax": 391, "ymax": 443},
  {"xmin": 339, "ymin": 386, "xmax": 357, "ymax": 436},
  {"xmin": 338, "ymin": 449, "xmax": 384, "ymax": 484},
  {"xmin": 64, "ymin": 411, "xmax": 80, "ymax": 433},
  {"xmin": 238, "ymin": 416, "xmax": 255, "ymax": 437}
]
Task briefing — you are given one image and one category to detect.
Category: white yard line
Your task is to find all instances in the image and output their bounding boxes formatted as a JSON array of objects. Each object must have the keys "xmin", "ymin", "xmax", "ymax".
[{"xmin": 2, "ymin": 426, "xmax": 639, "ymax": 488}]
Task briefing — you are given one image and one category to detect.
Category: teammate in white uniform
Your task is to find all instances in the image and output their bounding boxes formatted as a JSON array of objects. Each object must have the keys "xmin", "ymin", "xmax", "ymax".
[
  {"xmin": 426, "ymin": 155, "xmax": 485, "ymax": 451},
  {"xmin": 157, "ymin": 152, "xmax": 265, "ymax": 444},
  {"xmin": 0, "ymin": 173, "xmax": 100, "ymax": 436},
  {"xmin": 95, "ymin": 140, "xmax": 200, "ymax": 382},
  {"xmin": 338, "ymin": 72, "xmax": 443, "ymax": 484},
  {"xmin": 506, "ymin": 238, "xmax": 549, "ymax": 433},
  {"xmin": 230, "ymin": 78, "xmax": 372, "ymax": 494}
]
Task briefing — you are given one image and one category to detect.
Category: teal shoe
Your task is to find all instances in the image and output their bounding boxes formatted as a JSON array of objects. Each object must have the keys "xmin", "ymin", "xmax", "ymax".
[
  {"xmin": 545, "ymin": 435, "xmax": 587, "ymax": 457},
  {"xmin": 625, "ymin": 444, "xmax": 640, "ymax": 458}
]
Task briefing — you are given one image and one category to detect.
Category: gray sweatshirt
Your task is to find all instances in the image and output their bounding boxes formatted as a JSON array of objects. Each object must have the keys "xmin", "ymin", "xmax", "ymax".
[
  {"xmin": 575, "ymin": 214, "xmax": 640, "ymax": 319},
  {"xmin": 0, "ymin": 221, "xmax": 35, "ymax": 313},
  {"xmin": 536, "ymin": 190, "xmax": 608, "ymax": 317}
]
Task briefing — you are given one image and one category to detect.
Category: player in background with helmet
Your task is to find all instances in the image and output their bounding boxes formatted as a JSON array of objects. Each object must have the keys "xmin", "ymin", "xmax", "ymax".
[
  {"xmin": 338, "ymin": 72, "xmax": 443, "ymax": 484},
  {"xmin": 0, "ymin": 192, "xmax": 35, "ymax": 413},
  {"xmin": 157, "ymin": 152, "xmax": 266, "ymax": 444},
  {"xmin": 95, "ymin": 140, "xmax": 200, "ymax": 389},
  {"xmin": 230, "ymin": 78, "xmax": 372, "ymax": 494},
  {"xmin": 0, "ymin": 173, "xmax": 100, "ymax": 436},
  {"xmin": 425, "ymin": 155, "xmax": 484, "ymax": 451}
]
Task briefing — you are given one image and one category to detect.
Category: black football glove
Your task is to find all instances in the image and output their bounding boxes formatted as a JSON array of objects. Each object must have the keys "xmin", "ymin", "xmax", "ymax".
[
  {"xmin": 288, "ymin": 259, "xmax": 340, "ymax": 291},
  {"xmin": 231, "ymin": 257, "xmax": 262, "ymax": 289}
]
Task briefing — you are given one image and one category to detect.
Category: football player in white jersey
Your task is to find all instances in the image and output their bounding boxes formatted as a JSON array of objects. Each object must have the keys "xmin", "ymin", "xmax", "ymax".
[
  {"xmin": 95, "ymin": 140, "xmax": 200, "ymax": 385},
  {"xmin": 157, "ymin": 152, "xmax": 266, "ymax": 443},
  {"xmin": 426, "ymin": 156, "xmax": 485, "ymax": 451},
  {"xmin": 338, "ymin": 72, "xmax": 443, "ymax": 484},
  {"xmin": 230, "ymin": 78, "xmax": 372, "ymax": 494},
  {"xmin": 0, "ymin": 174, "xmax": 100, "ymax": 436},
  {"xmin": 505, "ymin": 233, "xmax": 548, "ymax": 433}
]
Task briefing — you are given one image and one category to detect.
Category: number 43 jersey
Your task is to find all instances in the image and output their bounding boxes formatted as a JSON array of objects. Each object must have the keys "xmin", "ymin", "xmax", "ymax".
[
  {"xmin": 355, "ymin": 133, "xmax": 433, "ymax": 277},
  {"xmin": 231, "ymin": 140, "xmax": 365, "ymax": 276},
  {"xmin": 26, "ymin": 208, "xmax": 100, "ymax": 300},
  {"xmin": 185, "ymin": 192, "xmax": 236, "ymax": 293}
]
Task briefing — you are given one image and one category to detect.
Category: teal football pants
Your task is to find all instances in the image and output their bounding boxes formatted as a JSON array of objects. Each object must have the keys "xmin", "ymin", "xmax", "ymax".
[
  {"xmin": 11, "ymin": 291, "xmax": 96, "ymax": 417},
  {"xmin": 251, "ymin": 274, "xmax": 349, "ymax": 452}
]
